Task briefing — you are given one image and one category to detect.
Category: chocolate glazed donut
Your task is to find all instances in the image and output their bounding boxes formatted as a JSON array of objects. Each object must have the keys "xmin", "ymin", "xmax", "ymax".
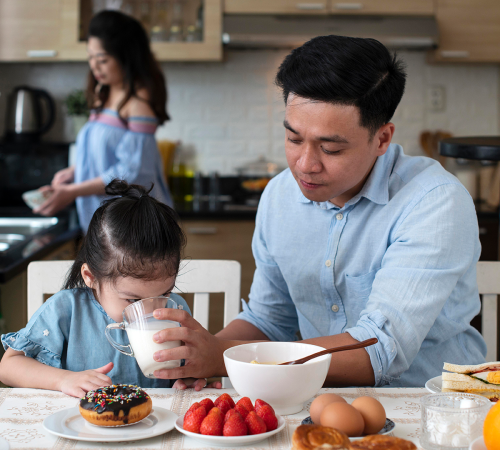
[{"xmin": 79, "ymin": 384, "xmax": 153, "ymax": 427}]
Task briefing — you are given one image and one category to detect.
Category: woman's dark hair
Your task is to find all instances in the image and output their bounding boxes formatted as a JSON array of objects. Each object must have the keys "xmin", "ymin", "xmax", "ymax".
[
  {"xmin": 86, "ymin": 10, "xmax": 170, "ymax": 124},
  {"xmin": 275, "ymin": 35, "xmax": 406, "ymax": 137},
  {"xmin": 64, "ymin": 179, "xmax": 185, "ymax": 289}
]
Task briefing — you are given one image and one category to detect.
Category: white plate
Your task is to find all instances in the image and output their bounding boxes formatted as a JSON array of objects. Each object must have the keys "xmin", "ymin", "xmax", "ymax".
[
  {"xmin": 469, "ymin": 436, "xmax": 487, "ymax": 450},
  {"xmin": 175, "ymin": 413, "xmax": 286, "ymax": 447},
  {"xmin": 425, "ymin": 375, "xmax": 442, "ymax": 393},
  {"xmin": 43, "ymin": 406, "xmax": 177, "ymax": 442}
]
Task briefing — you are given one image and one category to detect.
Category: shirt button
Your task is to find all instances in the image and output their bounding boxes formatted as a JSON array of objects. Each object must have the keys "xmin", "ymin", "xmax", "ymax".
[
  {"xmin": 336, "ymin": 213, "xmax": 343, "ymax": 220},
  {"xmin": 325, "ymin": 260, "xmax": 332, "ymax": 267},
  {"xmin": 331, "ymin": 305, "xmax": 339, "ymax": 312}
]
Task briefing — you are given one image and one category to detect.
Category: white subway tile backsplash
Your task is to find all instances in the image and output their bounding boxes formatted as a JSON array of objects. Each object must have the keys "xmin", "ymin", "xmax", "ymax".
[{"xmin": 0, "ymin": 50, "xmax": 498, "ymax": 175}]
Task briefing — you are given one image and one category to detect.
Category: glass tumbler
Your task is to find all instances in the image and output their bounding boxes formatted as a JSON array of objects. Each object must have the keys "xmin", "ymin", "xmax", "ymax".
[{"xmin": 420, "ymin": 393, "xmax": 491, "ymax": 450}]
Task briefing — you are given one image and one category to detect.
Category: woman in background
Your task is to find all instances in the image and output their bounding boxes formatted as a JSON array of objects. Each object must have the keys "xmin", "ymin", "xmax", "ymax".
[{"xmin": 35, "ymin": 10, "xmax": 173, "ymax": 232}]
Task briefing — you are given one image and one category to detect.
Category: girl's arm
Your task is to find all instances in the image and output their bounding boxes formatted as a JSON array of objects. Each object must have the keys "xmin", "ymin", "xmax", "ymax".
[{"xmin": 0, "ymin": 348, "xmax": 113, "ymax": 398}]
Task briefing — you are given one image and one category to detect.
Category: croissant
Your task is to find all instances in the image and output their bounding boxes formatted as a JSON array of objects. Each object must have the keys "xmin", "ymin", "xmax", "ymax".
[
  {"xmin": 350, "ymin": 435, "xmax": 417, "ymax": 450},
  {"xmin": 292, "ymin": 424, "xmax": 351, "ymax": 450}
]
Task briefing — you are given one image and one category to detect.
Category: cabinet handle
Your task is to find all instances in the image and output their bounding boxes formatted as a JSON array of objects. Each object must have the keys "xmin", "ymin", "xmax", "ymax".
[
  {"xmin": 296, "ymin": 3, "xmax": 326, "ymax": 10},
  {"xmin": 440, "ymin": 50, "xmax": 470, "ymax": 59},
  {"xmin": 187, "ymin": 227, "xmax": 218, "ymax": 235},
  {"xmin": 27, "ymin": 50, "xmax": 58, "ymax": 58},
  {"xmin": 479, "ymin": 227, "xmax": 488, "ymax": 235},
  {"xmin": 334, "ymin": 3, "xmax": 364, "ymax": 10}
]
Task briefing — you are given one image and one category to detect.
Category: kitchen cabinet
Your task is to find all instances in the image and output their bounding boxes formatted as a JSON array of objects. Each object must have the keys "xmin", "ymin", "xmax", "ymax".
[
  {"xmin": 329, "ymin": 0, "xmax": 434, "ymax": 15},
  {"xmin": 0, "ymin": 0, "xmax": 222, "ymax": 62},
  {"xmin": 180, "ymin": 219, "xmax": 255, "ymax": 334},
  {"xmin": 0, "ymin": 0, "xmax": 62, "ymax": 61},
  {"xmin": 224, "ymin": 0, "xmax": 434, "ymax": 15},
  {"xmin": 430, "ymin": 0, "xmax": 500, "ymax": 63}
]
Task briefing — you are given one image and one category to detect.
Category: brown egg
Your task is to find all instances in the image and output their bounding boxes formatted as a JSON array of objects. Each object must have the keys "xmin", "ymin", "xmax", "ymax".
[
  {"xmin": 309, "ymin": 393, "xmax": 347, "ymax": 424},
  {"xmin": 351, "ymin": 396, "xmax": 386, "ymax": 435},
  {"xmin": 319, "ymin": 402, "xmax": 365, "ymax": 437}
]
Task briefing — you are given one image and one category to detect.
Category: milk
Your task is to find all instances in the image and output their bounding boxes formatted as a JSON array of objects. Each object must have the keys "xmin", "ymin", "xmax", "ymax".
[{"xmin": 126, "ymin": 319, "xmax": 181, "ymax": 378}]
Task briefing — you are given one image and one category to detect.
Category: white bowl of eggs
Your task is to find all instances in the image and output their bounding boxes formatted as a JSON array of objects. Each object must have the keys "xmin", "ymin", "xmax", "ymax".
[
  {"xmin": 309, "ymin": 393, "xmax": 387, "ymax": 438},
  {"xmin": 223, "ymin": 342, "xmax": 331, "ymax": 415}
]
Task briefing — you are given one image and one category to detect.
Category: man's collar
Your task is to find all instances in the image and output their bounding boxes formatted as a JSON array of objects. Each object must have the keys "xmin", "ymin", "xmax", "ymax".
[{"xmin": 293, "ymin": 144, "xmax": 397, "ymax": 208}]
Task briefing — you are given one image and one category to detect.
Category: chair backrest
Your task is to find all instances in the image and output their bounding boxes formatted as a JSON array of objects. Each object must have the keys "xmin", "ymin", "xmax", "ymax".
[
  {"xmin": 476, "ymin": 261, "xmax": 500, "ymax": 362},
  {"xmin": 27, "ymin": 259, "xmax": 241, "ymax": 387}
]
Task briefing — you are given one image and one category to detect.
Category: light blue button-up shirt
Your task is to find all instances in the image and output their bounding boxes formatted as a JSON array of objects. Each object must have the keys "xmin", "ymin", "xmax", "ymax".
[{"xmin": 237, "ymin": 144, "xmax": 487, "ymax": 387}]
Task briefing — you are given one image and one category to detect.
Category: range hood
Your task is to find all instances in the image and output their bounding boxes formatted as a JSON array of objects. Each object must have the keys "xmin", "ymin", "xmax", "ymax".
[{"xmin": 223, "ymin": 14, "xmax": 439, "ymax": 50}]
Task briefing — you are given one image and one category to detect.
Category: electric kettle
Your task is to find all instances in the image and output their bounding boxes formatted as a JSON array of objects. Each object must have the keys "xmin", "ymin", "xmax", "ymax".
[{"xmin": 5, "ymin": 86, "xmax": 55, "ymax": 142}]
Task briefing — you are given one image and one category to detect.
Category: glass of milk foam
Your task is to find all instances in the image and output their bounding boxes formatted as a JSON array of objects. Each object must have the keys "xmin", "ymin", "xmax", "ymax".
[{"xmin": 105, "ymin": 296, "xmax": 181, "ymax": 378}]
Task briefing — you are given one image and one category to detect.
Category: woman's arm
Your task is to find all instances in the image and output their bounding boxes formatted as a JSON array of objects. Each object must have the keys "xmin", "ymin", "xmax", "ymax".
[
  {"xmin": 0, "ymin": 348, "xmax": 114, "ymax": 397},
  {"xmin": 34, "ymin": 177, "xmax": 105, "ymax": 216}
]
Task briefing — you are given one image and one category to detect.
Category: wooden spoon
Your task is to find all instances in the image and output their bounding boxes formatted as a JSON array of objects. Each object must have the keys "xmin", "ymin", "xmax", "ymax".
[{"xmin": 278, "ymin": 338, "xmax": 378, "ymax": 365}]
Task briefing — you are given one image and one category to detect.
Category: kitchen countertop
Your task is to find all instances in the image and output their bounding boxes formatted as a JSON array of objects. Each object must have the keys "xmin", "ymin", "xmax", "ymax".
[{"xmin": 0, "ymin": 207, "xmax": 81, "ymax": 283}]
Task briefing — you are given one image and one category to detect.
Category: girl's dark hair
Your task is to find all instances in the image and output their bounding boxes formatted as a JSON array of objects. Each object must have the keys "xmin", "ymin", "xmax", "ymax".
[
  {"xmin": 64, "ymin": 179, "xmax": 185, "ymax": 289},
  {"xmin": 86, "ymin": 10, "xmax": 170, "ymax": 124},
  {"xmin": 275, "ymin": 35, "xmax": 406, "ymax": 137}
]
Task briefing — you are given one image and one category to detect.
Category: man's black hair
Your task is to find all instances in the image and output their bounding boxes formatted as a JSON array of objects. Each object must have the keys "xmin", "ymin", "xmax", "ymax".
[{"xmin": 276, "ymin": 35, "xmax": 407, "ymax": 137}]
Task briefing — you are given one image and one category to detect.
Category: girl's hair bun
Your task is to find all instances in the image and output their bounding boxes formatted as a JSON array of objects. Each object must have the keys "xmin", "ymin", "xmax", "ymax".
[{"xmin": 105, "ymin": 179, "xmax": 153, "ymax": 200}]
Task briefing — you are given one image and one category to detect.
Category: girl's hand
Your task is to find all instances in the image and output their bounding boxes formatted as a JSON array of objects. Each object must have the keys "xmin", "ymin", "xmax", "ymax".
[
  {"xmin": 59, "ymin": 362, "xmax": 114, "ymax": 398},
  {"xmin": 52, "ymin": 166, "xmax": 75, "ymax": 186},
  {"xmin": 172, "ymin": 378, "xmax": 223, "ymax": 391},
  {"xmin": 33, "ymin": 184, "xmax": 76, "ymax": 216}
]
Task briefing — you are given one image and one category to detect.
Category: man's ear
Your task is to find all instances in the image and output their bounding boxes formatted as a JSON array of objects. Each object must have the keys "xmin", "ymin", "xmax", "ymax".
[
  {"xmin": 375, "ymin": 122, "xmax": 395, "ymax": 157},
  {"xmin": 81, "ymin": 263, "xmax": 96, "ymax": 289}
]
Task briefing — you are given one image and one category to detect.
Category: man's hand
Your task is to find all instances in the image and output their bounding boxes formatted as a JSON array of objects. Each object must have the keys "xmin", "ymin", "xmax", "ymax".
[
  {"xmin": 33, "ymin": 184, "xmax": 76, "ymax": 216},
  {"xmin": 58, "ymin": 362, "xmax": 114, "ymax": 398},
  {"xmin": 172, "ymin": 377, "xmax": 223, "ymax": 391},
  {"xmin": 151, "ymin": 308, "xmax": 227, "ymax": 380},
  {"xmin": 51, "ymin": 166, "xmax": 75, "ymax": 186}
]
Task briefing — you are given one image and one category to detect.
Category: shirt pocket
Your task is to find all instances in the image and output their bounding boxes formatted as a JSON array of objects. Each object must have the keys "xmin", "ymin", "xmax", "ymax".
[{"xmin": 345, "ymin": 270, "xmax": 377, "ymax": 303}]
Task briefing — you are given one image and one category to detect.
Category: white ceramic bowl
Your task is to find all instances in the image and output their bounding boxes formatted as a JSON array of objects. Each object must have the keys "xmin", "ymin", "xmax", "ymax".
[{"xmin": 224, "ymin": 342, "xmax": 331, "ymax": 415}]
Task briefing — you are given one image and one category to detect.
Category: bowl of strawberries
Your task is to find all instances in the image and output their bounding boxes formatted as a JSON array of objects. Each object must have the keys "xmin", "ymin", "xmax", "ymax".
[
  {"xmin": 175, "ymin": 393, "xmax": 286, "ymax": 446},
  {"xmin": 223, "ymin": 342, "xmax": 331, "ymax": 415}
]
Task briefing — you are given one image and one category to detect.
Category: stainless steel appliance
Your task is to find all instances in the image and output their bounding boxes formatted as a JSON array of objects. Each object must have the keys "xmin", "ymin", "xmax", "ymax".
[{"xmin": 5, "ymin": 86, "xmax": 55, "ymax": 142}]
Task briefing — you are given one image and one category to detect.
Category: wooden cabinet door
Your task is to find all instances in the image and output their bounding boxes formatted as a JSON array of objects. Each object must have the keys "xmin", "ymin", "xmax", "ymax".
[
  {"xmin": 330, "ymin": 0, "xmax": 434, "ymax": 15},
  {"xmin": 224, "ymin": 0, "xmax": 329, "ymax": 14},
  {"xmin": 0, "ymin": 0, "xmax": 62, "ymax": 61},
  {"xmin": 431, "ymin": 0, "xmax": 500, "ymax": 62},
  {"xmin": 60, "ymin": 0, "xmax": 222, "ymax": 61}
]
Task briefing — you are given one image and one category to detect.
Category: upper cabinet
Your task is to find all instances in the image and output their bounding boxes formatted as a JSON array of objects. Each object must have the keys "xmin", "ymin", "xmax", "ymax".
[
  {"xmin": 0, "ymin": 0, "xmax": 222, "ymax": 62},
  {"xmin": 224, "ymin": 0, "xmax": 434, "ymax": 15},
  {"xmin": 430, "ymin": 0, "xmax": 500, "ymax": 63},
  {"xmin": 0, "ymin": 0, "xmax": 62, "ymax": 61},
  {"xmin": 224, "ymin": 1, "xmax": 328, "ymax": 14}
]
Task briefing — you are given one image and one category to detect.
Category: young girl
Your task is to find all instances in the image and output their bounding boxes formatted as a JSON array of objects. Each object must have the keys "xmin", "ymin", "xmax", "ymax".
[{"xmin": 0, "ymin": 180, "xmax": 214, "ymax": 397}]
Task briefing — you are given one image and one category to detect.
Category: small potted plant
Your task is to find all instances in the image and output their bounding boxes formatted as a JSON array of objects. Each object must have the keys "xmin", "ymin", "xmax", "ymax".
[{"xmin": 64, "ymin": 90, "xmax": 89, "ymax": 140}]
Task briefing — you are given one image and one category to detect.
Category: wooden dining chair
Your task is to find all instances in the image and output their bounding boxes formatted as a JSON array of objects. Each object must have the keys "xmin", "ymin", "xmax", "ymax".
[
  {"xmin": 27, "ymin": 259, "xmax": 242, "ymax": 387},
  {"xmin": 476, "ymin": 261, "xmax": 500, "ymax": 362}
]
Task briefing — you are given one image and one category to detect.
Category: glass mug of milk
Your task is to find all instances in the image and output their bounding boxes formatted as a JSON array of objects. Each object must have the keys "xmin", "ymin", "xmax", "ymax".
[{"xmin": 105, "ymin": 296, "xmax": 181, "ymax": 378}]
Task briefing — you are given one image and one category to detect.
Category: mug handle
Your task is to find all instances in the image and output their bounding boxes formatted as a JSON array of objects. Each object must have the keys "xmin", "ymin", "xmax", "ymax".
[{"xmin": 105, "ymin": 322, "xmax": 134, "ymax": 357}]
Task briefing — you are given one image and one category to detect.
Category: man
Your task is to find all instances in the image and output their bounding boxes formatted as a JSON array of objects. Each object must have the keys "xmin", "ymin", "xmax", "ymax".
[{"xmin": 153, "ymin": 35, "xmax": 486, "ymax": 387}]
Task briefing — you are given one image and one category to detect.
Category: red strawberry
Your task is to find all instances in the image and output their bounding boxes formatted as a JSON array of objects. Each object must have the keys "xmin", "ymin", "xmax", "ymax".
[
  {"xmin": 215, "ymin": 393, "xmax": 235, "ymax": 409},
  {"xmin": 200, "ymin": 408, "xmax": 224, "ymax": 436},
  {"xmin": 235, "ymin": 403, "xmax": 250, "ymax": 420},
  {"xmin": 256, "ymin": 404, "xmax": 278, "ymax": 431},
  {"xmin": 245, "ymin": 411, "xmax": 267, "ymax": 435},
  {"xmin": 185, "ymin": 402, "xmax": 201, "ymax": 417},
  {"xmin": 236, "ymin": 396, "xmax": 254, "ymax": 412},
  {"xmin": 223, "ymin": 411, "xmax": 248, "ymax": 436},
  {"xmin": 217, "ymin": 398, "xmax": 233, "ymax": 417},
  {"xmin": 255, "ymin": 399, "xmax": 275, "ymax": 415},
  {"xmin": 183, "ymin": 405, "xmax": 206, "ymax": 433},
  {"xmin": 224, "ymin": 408, "xmax": 240, "ymax": 423},
  {"xmin": 199, "ymin": 398, "xmax": 214, "ymax": 414}
]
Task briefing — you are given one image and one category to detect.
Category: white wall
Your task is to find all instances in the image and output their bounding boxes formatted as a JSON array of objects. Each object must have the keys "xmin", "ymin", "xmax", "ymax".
[{"xmin": 0, "ymin": 49, "xmax": 498, "ymax": 174}]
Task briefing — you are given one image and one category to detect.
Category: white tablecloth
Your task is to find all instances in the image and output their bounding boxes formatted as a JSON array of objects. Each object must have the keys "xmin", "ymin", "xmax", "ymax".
[{"xmin": 0, "ymin": 387, "xmax": 428, "ymax": 449}]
